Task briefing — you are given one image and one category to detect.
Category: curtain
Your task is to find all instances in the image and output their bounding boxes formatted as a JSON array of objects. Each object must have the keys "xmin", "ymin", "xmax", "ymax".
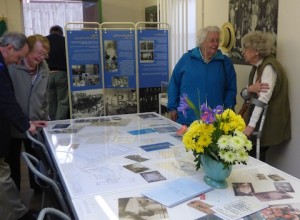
[{"xmin": 157, "ymin": 0, "xmax": 196, "ymax": 72}]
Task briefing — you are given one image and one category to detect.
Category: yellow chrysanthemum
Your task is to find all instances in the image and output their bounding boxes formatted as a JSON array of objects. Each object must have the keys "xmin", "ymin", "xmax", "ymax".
[
  {"xmin": 198, "ymin": 134, "xmax": 212, "ymax": 147},
  {"xmin": 181, "ymin": 103, "xmax": 252, "ymax": 168}
]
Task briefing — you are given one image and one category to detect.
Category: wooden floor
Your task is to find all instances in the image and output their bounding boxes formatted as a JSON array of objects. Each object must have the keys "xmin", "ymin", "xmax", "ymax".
[{"xmin": 20, "ymin": 155, "xmax": 43, "ymax": 211}]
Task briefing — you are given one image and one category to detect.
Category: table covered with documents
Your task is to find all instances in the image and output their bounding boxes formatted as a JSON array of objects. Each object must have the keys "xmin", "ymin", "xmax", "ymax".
[{"xmin": 43, "ymin": 113, "xmax": 300, "ymax": 220}]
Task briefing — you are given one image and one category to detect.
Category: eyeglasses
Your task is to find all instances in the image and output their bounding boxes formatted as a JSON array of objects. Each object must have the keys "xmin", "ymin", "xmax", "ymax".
[
  {"xmin": 33, "ymin": 49, "xmax": 49, "ymax": 59},
  {"xmin": 205, "ymin": 38, "xmax": 220, "ymax": 44}
]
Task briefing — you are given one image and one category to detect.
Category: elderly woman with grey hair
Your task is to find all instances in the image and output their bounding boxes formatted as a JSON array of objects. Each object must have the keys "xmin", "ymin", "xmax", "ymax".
[
  {"xmin": 167, "ymin": 26, "xmax": 237, "ymax": 126},
  {"xmin": 240, "ymin": 31, "xmax": 291, "ymax": 162}
]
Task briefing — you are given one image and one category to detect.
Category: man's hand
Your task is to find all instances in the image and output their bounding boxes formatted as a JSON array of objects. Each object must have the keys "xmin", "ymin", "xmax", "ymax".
[
  {"xmin": 169, "ymin": 110, "xmax": 178, "ymax": 122},
  {"xmin": 28, "ymin": 120, "xmax": 48, "ymax": 135},
  {"xmin": 31, "ymin": 120, "xmax": 48, "ymax": 128},
  {"xmin": 248, "ymin": 82, "xmax": 270, "ymax": 96}
]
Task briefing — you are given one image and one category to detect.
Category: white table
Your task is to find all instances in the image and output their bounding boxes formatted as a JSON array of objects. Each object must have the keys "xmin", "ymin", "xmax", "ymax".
[{"xmin": 43, "ymin": 113, "xmax": 300, "ymax": 220}]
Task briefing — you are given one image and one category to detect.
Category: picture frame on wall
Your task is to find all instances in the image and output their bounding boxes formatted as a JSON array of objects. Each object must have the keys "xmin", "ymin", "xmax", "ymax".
[
  {"xmin": 228, "ymin": 0, "xmax": 278, "ymax": 65},
  {"xmin": 145, "ymin": 5, "xmax": 157, "ymax": 28}
]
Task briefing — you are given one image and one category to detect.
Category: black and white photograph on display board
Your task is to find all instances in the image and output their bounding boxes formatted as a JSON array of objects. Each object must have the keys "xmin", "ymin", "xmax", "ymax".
[
  {"xmin": 72, "ymin": 64, "xmax": 100, "ymax": 87},
  {"xmin": 112, "ymin": 75, "xmax": 129, "ymax": 88},
  {"xmin": 105, "ymin": 88, "xmax": 137, "ymax": 115},
  {"xmin": 140, "ymin": 41, "xmax": 154, "ymax": 63},
  {"xmin": 139, "ymin": 87, "xmax": 160, "ymax": 113},
  {"xmin": 228, "ymin": 0, "xmax": 278, "ymax": 64},
  {"xmin": 71, "ymin": 89, "xmax": 104, "ymax": 119},
  {"xmin": 104, "ymin": 40, "xmax": 118, "ymax": 72}
]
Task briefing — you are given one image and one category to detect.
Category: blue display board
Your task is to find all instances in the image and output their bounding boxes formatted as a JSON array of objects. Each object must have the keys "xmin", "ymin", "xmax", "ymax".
[
  {"xmin": 66, "ymin": 29, "xmax": 104, "ymax": 118},
  {"xmin": 102, "ymin": 30, "xmax": 136, "ymax": 89},
  {"xmin": 65, "ymin": 24, "xmax": 169, "ymax": 117},
  {"xmin": 137, "ymin": 29, "xmax": 169, "ymax": 88},
  {"xmin": 66, "ymin": 29, "xmax": 102, "ymax": 91}
]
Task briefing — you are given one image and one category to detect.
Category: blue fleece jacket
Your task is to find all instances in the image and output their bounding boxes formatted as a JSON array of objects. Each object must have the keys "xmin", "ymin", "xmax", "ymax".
[{"xmin": 167, "ymin": 47, "xmax": 237, "ymax": 125}]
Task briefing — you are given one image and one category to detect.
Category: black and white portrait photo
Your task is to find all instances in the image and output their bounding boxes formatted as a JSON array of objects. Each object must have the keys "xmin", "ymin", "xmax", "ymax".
[{"xmin": 228, "ymin": 0, "xmax": 278, "ymax": 64}]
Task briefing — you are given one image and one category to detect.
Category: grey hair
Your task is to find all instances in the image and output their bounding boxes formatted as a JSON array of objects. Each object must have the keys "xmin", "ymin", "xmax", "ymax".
[
  {"xmin": 241, "ymin": 31, "xmax": 276, "ymax": 57},
  {"xmin": 0, "ymin": 32, "xmax": 28, "ymax": 51},
  {"xmin": 197, "ymin": 26, "xmax": 221, "ymax": 46}
]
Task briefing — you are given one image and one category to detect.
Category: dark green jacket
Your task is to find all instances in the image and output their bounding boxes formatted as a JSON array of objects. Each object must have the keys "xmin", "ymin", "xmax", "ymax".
[{"xmin": 247, "ymin": 56, "xmax": 291, "ymax": 146}]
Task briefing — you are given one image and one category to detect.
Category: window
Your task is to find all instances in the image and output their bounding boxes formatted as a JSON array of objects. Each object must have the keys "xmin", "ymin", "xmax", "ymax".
[{"xmin": 22, "ymin": 0, "xmax": 84, "ymax": 36}]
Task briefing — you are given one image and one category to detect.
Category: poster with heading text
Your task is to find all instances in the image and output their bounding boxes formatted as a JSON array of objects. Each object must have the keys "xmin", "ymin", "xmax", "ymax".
[
  {"xmin": 66, "ymin": 29, "xmax": 104, "ymax": 118},
  {"xmin": 101, "ymin": 29, "xmax": 137, "ymax": 115},
  {"xmin": 102, "ymin": 29, "xmax": 136, "ymax": 89},
  {"xmin": 137, "ymin": 29, "xmax": 169, "ymax": 88},
  {"xmin": 137, "ymin": 29, "xmax": 169, "ymax": 113}
]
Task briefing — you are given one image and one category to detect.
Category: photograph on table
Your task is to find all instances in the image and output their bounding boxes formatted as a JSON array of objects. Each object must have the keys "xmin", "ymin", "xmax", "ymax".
[
  {"xmin": 232, "ymin": 182, "xmax": 255, "ymax": 196},
  {"xmin": 244, "ymin": 203, "xmax": 300, "ymax": 220},
  {"xmin": 140, "ymin": 171, "xmax": 166, "ymax": 183},
  {"xmin": 118, "ymin": 197, "xmax": 169, "ymax": 220},
  {"xmin": 123, "ymin": 163, "xmax": 150, "ymax": 174},
  {"xmin": 125, "ymin": 154, "xmax": 149, "ymax": 162},
  {"xmin": 268, "ymin": 174, "xmax": 285, "ymax": 181},
  {"xmin": 254, "ymin": 190, "xmax": 293, "ymax": 202},
  {"xmin": 274, "ymin": 182, "xmax": 295, "ymax": 193},
  {"xmin": 255, "ymin": 173, "xmax": 268, "ymax": 180}
]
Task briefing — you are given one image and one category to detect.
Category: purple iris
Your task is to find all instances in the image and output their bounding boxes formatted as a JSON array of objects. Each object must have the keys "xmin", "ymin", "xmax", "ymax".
[
  {"xmin": 177, "ymin": 94, "xmax": 189, "ymax": 117},
  {"xmin": 201, "ymin": 108, "xmax": 215, "ymax": 124},
  {"xmin": 200, "ymin": 104, "xmax": 223, "ymax": 124},
  {"xmin": 214, "ymin": 105, "xmax": 223, "ymax": 115}
]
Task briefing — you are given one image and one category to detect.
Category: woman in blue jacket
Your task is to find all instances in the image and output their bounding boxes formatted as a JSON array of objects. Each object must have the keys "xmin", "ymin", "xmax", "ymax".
[{"xmin": 167, "ymin": 26, "xmax": 237, "ymax": 125}]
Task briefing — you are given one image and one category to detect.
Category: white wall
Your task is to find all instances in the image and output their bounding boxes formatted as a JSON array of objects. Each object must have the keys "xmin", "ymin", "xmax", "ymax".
[
  {"xmin": 199, "ymin": 0, "xmax": 300, "ymax": 178},
  {"xmin": 102, "ymin": 0, "xmax": 144, "ymax": 23},
  {"xmin": 0, "ymin": 0, "xmax": 23, "ymax": 32},
  {"xmin": 266, "ymin": 0, "xmax": 300, "ymax": 178}
]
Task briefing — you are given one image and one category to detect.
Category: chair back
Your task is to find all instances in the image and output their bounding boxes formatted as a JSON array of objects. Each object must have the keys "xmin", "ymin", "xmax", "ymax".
[
  {"xmin": 37, "ymin": 207, "xmax": 71, "ymax": 220},
  {"xmin": 26, "ymin": 131, "xmax": 59, "ymax": 180}
]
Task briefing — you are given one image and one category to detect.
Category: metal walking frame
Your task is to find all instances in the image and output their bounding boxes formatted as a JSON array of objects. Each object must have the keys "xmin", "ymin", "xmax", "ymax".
[{"xmin": 249, "ymin": 98, "xmax": 269, "ymax": 160}]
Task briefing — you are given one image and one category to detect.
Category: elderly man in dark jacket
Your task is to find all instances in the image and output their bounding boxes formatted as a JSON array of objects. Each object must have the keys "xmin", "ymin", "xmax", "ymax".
[{"xmin": 0, "ymin": 32, "xmax": 47, "ymax": 220}]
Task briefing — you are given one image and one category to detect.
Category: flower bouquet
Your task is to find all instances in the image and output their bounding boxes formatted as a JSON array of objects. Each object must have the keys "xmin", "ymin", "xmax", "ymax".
[{"xmin": 178, "ymin": 94, "xmax": 253, "ymax": 171}]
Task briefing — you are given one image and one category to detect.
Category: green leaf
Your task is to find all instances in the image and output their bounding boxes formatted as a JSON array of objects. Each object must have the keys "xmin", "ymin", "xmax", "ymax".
[{"xmin": 186, "ymin": 98, "xmax": 200, "ymax": 118}]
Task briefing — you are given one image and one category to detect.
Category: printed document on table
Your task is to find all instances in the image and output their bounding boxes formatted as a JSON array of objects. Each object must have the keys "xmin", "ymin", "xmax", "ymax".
[{"xmin": 211, "ymin": 197, "xmax": 268, "ymax": 220}]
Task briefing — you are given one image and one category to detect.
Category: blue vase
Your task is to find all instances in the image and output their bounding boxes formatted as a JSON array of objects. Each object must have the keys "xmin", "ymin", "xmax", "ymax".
[{"xmin": 200, "ymin": 154, "xmax": 232, "ymax": 189}]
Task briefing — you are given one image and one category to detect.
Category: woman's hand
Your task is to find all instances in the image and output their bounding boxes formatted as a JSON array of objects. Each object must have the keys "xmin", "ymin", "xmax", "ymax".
[
  {"xmin": 244, "ymin": 125, "xmax": 255, "ymax": 137},
  {"xmin": 248, "ymin": 82, "xmax": 270, "ymax": 96},
  {"xmin": 169, "ymin": 110, "xmax": 178, "ymax": 122}
]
